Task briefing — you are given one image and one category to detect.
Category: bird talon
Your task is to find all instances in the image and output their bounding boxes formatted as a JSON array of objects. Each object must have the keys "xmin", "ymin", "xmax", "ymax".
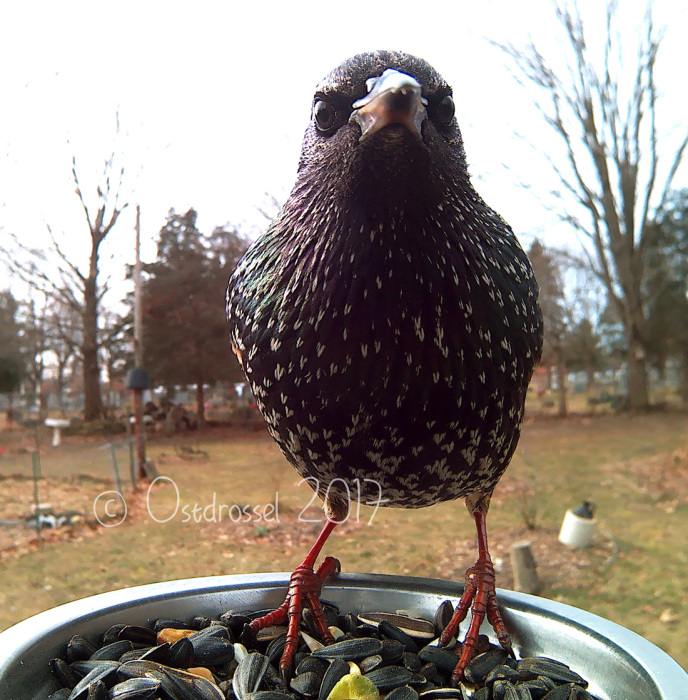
[
  {"xmin": 250, "ymin": 521, "xmax": 340, "ymax": 679},
  {"xmin": 441, "ymin": 507, "xmax": 512, "ymax": 685},
  {"xmin": 316, "ymin": 556, "xmax": 341, "ymax": 581}
]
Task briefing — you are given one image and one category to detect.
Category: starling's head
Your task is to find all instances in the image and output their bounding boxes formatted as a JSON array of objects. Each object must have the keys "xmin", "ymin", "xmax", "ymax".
[{"xmin": 295, "ymin": 51, "xmax": 468, "ymax": 207}]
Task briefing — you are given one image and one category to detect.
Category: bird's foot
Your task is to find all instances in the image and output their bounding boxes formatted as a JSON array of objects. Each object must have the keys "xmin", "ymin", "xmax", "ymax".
[
  {"xmin": 439, "ymin": 556, "xmax": 512, "ymax": 685},
  {"xmin": 249, "ymin": 556, "xmax": 341, "ymax": 683}
]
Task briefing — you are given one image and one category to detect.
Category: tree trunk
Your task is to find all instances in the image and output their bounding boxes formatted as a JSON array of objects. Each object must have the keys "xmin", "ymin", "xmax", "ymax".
[
  {"xmin": 681, "ymin": 351, "xmax": 688, "ymax": 407},
  {"xmin": 57, "ymin": 373, "xmax": 66, "ymax": 417},
  {"xmin": 545, "ymin": 363, "xmax": 553, "ymax": 391},
  {"xmin": 586, "ymin": 363, "xmax": 595, "ymax": 393},
  {"xmin": 82, "ymin": 343, "xmax": 102, "ymax": 420},
  {"xmin": 655, "ymin": 356, "xmax": 667, "ymax": 384},
  {"xmin": 56, "ymin": 354, "xmax": 70, "ymax": 417},
  {"xmin": 556, "ymin": 347, "xmax": 568, "ymax": 417},
  {"xmin": 195, "ymin": 383, "xmax": 206, "ymax": 427},
  {"xmin": 82, "ymin": 251, "xmax": 103, "ymax": 421},
  {"xmin": 39, "ymin": 390, "xmax": 48, "ymax": 422},
  {"xmin": 626, "ymin": 328, "xmax": 650, "ymax": 410},
  {"xmin": 6, "ymin": 392, "xmax": 14, "ymax": 424}
]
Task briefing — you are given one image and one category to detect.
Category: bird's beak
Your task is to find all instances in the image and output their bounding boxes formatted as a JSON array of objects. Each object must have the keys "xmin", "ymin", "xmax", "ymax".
[{"xmin": 349, "ymin": 69, "xmax": 428, "ymax": 143}]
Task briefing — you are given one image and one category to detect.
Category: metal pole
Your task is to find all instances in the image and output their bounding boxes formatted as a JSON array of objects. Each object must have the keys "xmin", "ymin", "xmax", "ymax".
[
  {"xmin": 109, "ymin": 443, "xmax": 123, "ymax": 497},
  {"xmin": 32, "ymin": 452, "xmax": 42, "ymax": 538},
  {"xmin": 33, "ymin": 423, "xmax": 41, "ymax": 478},
  {"xmin": 133, "ymin": 204, "xmax": 147, "ymax": 480}
]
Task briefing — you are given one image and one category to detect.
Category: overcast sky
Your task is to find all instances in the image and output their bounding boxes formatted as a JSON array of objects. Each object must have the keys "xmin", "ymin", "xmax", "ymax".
[{"xmin": 1, "ymin": 0, "xmax": 687, "ymax": 299}]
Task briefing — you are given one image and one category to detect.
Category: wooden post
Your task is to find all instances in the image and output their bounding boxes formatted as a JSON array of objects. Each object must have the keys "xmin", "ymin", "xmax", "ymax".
[
  {"xmin": 510, "ymin": 540, "xmax": 542, "ymax": 595},
  {"xmin": 133, "ymin": 205, "xmax": 147, "ymax": 481}
]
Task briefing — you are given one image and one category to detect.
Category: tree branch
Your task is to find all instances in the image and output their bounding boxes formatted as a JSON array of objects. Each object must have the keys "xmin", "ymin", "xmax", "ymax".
[
  {"xmin": 45, "ymin": 223, "xmax": 86, "ymax": 285},
  {"xmin": 72, "ymin": 156, "xmax": 95, "ymax": 234},
  {"xmin": 637, "ymin": 20, "xmax": 660, "ymax": 255}
]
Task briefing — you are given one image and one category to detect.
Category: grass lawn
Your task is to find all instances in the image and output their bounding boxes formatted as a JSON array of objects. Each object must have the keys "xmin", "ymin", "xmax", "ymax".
[{"xmin": 0, "ymin": 411, "xmax": 686, "ymax": 671}]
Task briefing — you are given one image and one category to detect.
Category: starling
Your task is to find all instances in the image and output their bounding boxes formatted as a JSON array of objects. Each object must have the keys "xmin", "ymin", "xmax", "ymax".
[{"xmin": 227, "ymin": 50, "xmax": 543, "ymax": 682}]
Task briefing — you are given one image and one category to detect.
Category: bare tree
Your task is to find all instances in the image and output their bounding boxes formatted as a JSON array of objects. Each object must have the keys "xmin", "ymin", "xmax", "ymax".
[
  {"xmin": 45, "ymin": 296, "xmax": 80, "ymax": 415},
  {"xmin": 1, "ymin": 149, "xmax": 128, "ymax": 421},
  {"xmin": 71, "ymin": 153, "xmax": 128, "ymax": 420},
  {"xmin": 496, "ymin": 1, "xmax": 688, "ymax": 409}
]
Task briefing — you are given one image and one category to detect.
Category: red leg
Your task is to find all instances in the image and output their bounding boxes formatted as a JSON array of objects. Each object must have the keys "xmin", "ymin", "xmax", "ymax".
[
  {"xmin": 250, "ymin": 518, "xmax": 340, "ymax": 682},
  {"xmin": 439, "ymin": 492, "xmax": 512, "ymax": 684}
]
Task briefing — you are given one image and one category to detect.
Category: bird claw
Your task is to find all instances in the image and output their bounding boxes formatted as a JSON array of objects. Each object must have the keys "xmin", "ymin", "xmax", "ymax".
[
  {"xmin": 439, "ymin": 556, "xmax": 511, "ymax": 685},
  {"xmin": 249, "ymin": 556, "xmax": 341, "ymax": 683}
]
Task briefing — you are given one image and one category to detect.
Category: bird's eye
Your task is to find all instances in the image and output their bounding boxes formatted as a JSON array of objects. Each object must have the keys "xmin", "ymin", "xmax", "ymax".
[
  {"xmin": 313, "ymin": 100, "xmax": 337, "ymax": 131},
  {"xmin": 435, "ymin": 95, "xmax": 455, "ymax": 125}
]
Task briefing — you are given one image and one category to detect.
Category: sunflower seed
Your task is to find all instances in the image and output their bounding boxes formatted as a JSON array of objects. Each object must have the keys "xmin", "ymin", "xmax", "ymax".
[
  {"xmin": 233, "ymin": 653, "xmax": 271, "ymax": 700},
  {"xmin": 357, "ymin": 614, "xmax": 435, "ymax": 640},
  {"xmin": 311, "ymin": 638, "xmax": 383, "ymax": 661}
]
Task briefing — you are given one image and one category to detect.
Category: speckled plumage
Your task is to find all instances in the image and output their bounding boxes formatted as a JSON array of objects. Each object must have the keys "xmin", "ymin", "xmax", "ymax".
[{"xmin": 227, "ymin": 51, "xmax": 543, "ymax": 515}]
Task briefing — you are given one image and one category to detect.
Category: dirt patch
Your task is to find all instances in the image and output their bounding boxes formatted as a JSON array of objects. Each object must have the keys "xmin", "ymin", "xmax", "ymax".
[
  {"xmin": 610, "ymin": 447, "xmax": 688, "ymax": 512},
  {"xmin": 0, "ymin": 474, "xmax": 149, "ymax": 563}
]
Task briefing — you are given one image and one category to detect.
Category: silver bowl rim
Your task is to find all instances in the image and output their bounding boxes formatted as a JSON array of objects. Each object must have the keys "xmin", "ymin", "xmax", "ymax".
[{"xmin": 0, "ymin": 572, "xmax": 686, "ymax": 695}]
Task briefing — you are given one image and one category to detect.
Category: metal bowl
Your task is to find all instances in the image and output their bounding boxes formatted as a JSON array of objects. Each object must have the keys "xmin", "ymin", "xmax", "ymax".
[{"xmin": 0, "ymin": 573, "xmax": 685, "ymax": 699}]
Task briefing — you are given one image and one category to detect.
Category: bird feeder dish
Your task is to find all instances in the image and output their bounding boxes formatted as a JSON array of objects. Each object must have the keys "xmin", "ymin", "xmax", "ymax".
[
  {"xmin": 126, "ymin": 368, "xmax": 149, "ymax": 390},
  {"xmin": 44, "ymin": 418, "xmax": 70, "ymax": 447},
  {"xmin": 0, "ymin": 574, "xmax": 686, "ymax": 699}
]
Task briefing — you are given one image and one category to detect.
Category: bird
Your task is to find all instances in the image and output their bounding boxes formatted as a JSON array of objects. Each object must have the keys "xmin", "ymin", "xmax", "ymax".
[{"xmin": 227, "ymin": 50, "xmax": 543, "ymax": 684}]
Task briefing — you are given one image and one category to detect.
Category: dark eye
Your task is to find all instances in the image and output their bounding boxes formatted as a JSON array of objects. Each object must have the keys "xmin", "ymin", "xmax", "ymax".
[
  {"xmin": 435, "ymin": 95, "xmax": 455, "ymax": 125},
  {"xmin": 314, "ymin": 100, "xmax": 337, "ymax": 131}
]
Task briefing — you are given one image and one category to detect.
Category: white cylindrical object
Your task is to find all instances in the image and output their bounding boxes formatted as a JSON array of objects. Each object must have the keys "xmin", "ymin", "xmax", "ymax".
[{"xmin": 558, "ymin": 508, "xmax": 596, "ymax": 547}]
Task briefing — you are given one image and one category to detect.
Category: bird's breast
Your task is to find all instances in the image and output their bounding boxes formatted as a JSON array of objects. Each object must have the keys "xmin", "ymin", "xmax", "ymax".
[{"xmin": 228, "ymin": 200, "xmax": 540, "ymax": 507}]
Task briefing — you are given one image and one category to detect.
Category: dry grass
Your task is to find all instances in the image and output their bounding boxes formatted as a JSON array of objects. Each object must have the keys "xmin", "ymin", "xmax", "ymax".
[{"xmin": 0, "ymin": 411, "xmax": 687, "ymax": 670}]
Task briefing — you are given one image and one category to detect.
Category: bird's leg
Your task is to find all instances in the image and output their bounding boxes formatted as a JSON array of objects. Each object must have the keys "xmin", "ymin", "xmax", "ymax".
[
  {"xmin": 440, "ymin": 491, "xmax": 512, "ymax": 685},
  {"xmin": 249, "ymin": 515, "xmax": 341, "ymax": 682}
]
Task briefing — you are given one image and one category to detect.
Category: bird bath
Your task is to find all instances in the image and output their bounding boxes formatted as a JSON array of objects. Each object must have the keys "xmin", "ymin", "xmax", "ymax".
[
  {"xmin": 0, "ymin": 573, "xmax": 686, "ymax": 699},
  {"xmin": 44, "ymin": 418, "xmax": 70, "ymax": 447}
]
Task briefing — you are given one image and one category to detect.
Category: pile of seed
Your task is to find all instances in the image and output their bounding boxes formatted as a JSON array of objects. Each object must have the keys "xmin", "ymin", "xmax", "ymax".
[{"xmin": 47, "ymin": 600, "xmax": 601, "ymax": 700}]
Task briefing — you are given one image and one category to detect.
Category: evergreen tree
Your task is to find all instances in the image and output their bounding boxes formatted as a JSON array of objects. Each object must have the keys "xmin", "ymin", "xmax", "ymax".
[
  {"xmin": 528, "ymin": 240, "xmax": 569, "ymax": 415},
  {"xmin": 645, "ymin": 189, "xmax": 688, "ymax": 402},
  {"xmin": 0, "ymin": 290, "xmax": 25, "ymax": 405},
  {"xmin": 142, "ymin": 209, "xmax": 249, "ymax": 423},
  {"xmin": 566, "ymin": 318, "xmax": 602, "ymax": 392}
]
